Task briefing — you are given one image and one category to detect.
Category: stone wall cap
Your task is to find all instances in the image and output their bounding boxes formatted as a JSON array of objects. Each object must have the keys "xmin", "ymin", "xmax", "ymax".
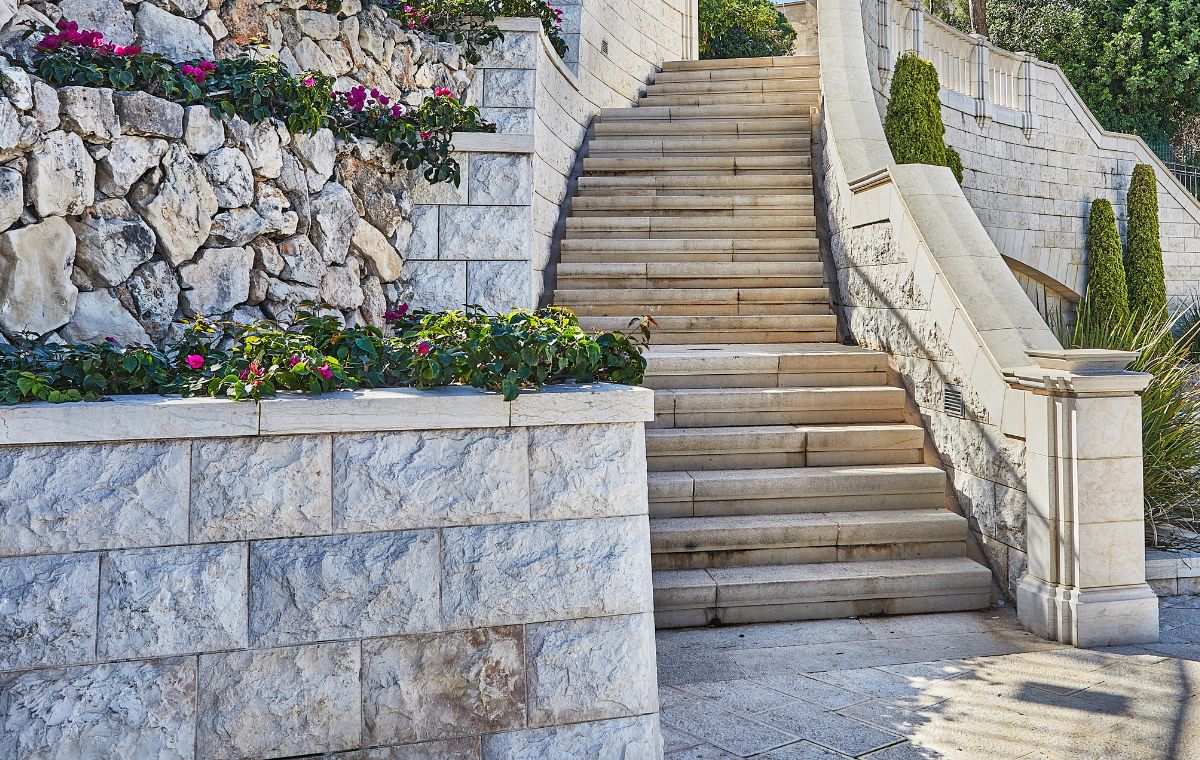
[
  {"xmin": 1025, "ymin": 348, "xmax": 1140, "ymax": 373},
  {"xmin": 0, "ymin": 383, "xmax": 653, "ymax": 445},
  {"xmin": 451, "ymin": 132, "xmax": 534, "ymax": 154}
]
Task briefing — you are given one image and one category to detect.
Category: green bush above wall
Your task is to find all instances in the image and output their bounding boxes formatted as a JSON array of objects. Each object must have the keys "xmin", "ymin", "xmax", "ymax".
[
  {"xmin": 698, "ymin": 0, "xmax": 797, "ymax": 59},
  {"xmin": 1126, "ymin": 163, "xmax": 1168, "ymax": 319},
  {"xmin": 884, "ymin": 53, "xmax": 964, "ymax": 184},
  {"xmin": 1083, "ymin": 198, "xmax": 1131, "ymax": 326}
]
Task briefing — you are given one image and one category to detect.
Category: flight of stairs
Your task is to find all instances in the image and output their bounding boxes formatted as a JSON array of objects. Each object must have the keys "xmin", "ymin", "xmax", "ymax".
[{"xmin": 553, "ymin": 54, "xmax": 994, "ymax": 628}]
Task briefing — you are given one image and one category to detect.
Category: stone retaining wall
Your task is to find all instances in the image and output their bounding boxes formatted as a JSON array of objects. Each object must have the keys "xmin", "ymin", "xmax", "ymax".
[{"xmin": 0, "ymin": 384, "xmax": 663, "ymax": 759}]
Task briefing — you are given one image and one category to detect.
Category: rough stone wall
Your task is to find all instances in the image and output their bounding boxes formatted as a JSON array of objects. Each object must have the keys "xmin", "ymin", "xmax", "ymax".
[
  {"xmin": 779, "ymin": 0, "xmax": 819, "ymax": 56},
  {"xmin": 0, "ymin": 394, "xmax": 661, "ymax": 759}
]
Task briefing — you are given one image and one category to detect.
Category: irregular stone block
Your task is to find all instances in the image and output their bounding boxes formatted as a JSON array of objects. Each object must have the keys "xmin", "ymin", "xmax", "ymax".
[
  {"xmin": 466, "ymin": 260, "xmax": 531, "ymax": 311},
  {"xmin": 201, "ymin": 146, "xmax": 255, "ymax": 209},
  {"xmin": 526, "ymin": 613, "xmax": 658, "ymax": 726},
  {"xmin": 309, "ymin": 182, "xmax": 358, "ymax": 264},
  {"xmin": 278, "ymin": 233, "xmax": 325, "ymax": 286},
  {"xmin": 98, "ymin": 543, "xmax": 247, "ymax": 659},
  {"xmin": 481, "ymin": 715, "xmax": 662, "ymax": 760},
  {"xmin": 0, "ymin": 164, "xmax": 20, "ymax": 234},
  {"xmin": 469, "ymin": 154, "xmax": 533, "ymax": 206},
  {"xmin": 362, "ymin": 627, "xmax": 525, "ymax": 745},
  {"xmin": 0, "ymin": 553, "xmax": 97, "ymax": 671},
  {"xmin": 114, "ymin": 91, "xmax": 184, "ymax": 139},
  {"xmin": 338, "ymin": 157, "xmax": 405, "ymax": 237},
  {"xmin": 0, "ymin": 216, "xmax": 78, "ymax": 336},
  {"xmin": 26, "ymin": 129, "xmax": 95, "ymax": 217},
  {"xmin": 441, "ymin": 517, "xmax": 654, "ymax": 628},
  {"xmin": 70, "ymin": 198, "xmax": 157, "ymax": 286},
  {"xmin": 250, "ymin": 530, "xmax": 439, "ymax": 647},
  {"xmin": 191, "ymin": 434, "xmax": 331, "ymax": 541},
  {"xmin": 208, "ymin": 207, "xmax": 267, "ymax": 247},
  {"xmin": 351, "ymin": 220, "xmax": 404, "ymax": 282},
  {"xmin": 135, "ymin": 3, "xmax": 215, "ymax": 62},
  {"xmin": 293, "ymin": 128, "xmax": 336, "ymax": 189},
  {"xmin": 59, "ymin": 0, "xmax": 134, "ymax": 46},
  {"xmin": 179, "ymin": 245, "xmax": 251, "ymax": 316},
  {"xmin": 126, "ymin": 259, "xmax": 181, "ymax": 343},
  {"xmin": 333, "ymin": 428, "xmax": 529, "ymax": 533},
  {"xmin": 56, "ymin": 87, "xmax": 119, "ymax": 144},
  {"xmin": 320, "ymin": 262, "xmax": 364, "ymax": 310},
  {"xmin": 0, "ymin": 441, "xmax": 188, "ymax": 556},
  {"xmin": 97, "ymin": 135, "xmax": 169, "ymax": 197},
  {"xmin": 134, "ymin": 144, "xmax": 218, "ymax": 265},
  {"xmin": 61, "ymin": 289, "xmax": 153, "ymax": 346},
  {"xmin": 0, "ymin": 658, "xmax": 197, "ymax": 760},
  {"xmin": 529, "ymin": 423, "xmax": 648, "ymax": 520},
  {"xmin": 196, "ymin": 642, "xmax": 360, "ymax": 759},
  {"xmin": 0, "ymin": 67, "xmax": 30, "ymax": 111},
  {"xmin": 439, "ymin": 205, "xmax": 529, "ymax": 261},
  {"xmin": 182, "ymin": 104, "xmax": 223, "ymax": 155}
]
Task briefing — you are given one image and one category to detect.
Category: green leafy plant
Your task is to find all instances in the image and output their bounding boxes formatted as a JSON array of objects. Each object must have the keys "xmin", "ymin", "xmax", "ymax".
[
  {"xmin": 374, "ymin": 0, "xmax": 569, "ymax": 63},
  {"xmin": 0, "ymin": 305, "xmax": 649, "ymax": 405},
  {"xmin": 698, "ymin": 0, "xmax": 796, "ymax": 60},
  {"xmin": 884, "ymin": 53, "xmax": 964, "ymax": 183},
  {"xmin": 1125, "ymin": 164, "xmax": 1167, "ymax": 320},
  {"xmin": 1082, "ymin": 198, "xmax": 1130, "ymax": 326}
]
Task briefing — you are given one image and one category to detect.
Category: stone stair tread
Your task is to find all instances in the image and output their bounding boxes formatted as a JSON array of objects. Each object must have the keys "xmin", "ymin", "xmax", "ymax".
[
  {"xmin": 584, "ymin": 155, "xmax": 811, "ymax": 170},
  {"xmin": 577, "ymin": 175, "xmax": 813, "ymax": 192},
  {"xmin": 646, "ymin": 423, "xmax": 925, "ymax": 452},
  {"xmin": 556, "ymin": 287, "xmax": 829, "ymax": 303},
  {"xmin": 652, "ymin": 66, "xmax": 820, "ymax": 84},
  {"xmin": 598, "ymin": 104, "xmax": 816, "ymax": 121},
  {"xmin": 559, "ymin": 262, "xmax": 823, "ymax": 278},
  {"xmin": 645, "ymin": 79, "xmax": 821, "ymax": 96},
  {"xmin": 638, "ymin": 93, "xmax": 821, "ymax": 108},
  {"xmin": 593, "ymin": 118, "xmax": 812, "ymax": 137},
  {"xmin": 648, "ymin": 464, "xmax": 947, "ymax": 501},
  {"xmin": 656, "ymin": 386, "xmax": 905, "ymax": 413},
  {"xmin": 661, "ymin": 55, "xmax": 820, "ymax": 71},
  {"xmin": 572, "ymin": 195, "xmax": 812, "ymax": 212}
]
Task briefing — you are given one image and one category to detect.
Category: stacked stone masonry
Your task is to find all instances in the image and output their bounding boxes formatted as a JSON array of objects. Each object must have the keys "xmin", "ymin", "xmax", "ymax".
[{"xmin": 0, "ymin": 384, "xmax": 663, "ymax": 759}]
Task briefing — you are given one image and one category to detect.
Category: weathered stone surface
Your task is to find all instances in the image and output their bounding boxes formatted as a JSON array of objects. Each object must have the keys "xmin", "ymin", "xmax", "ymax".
[
  {"xmin": 0, "ymin": 98, "xmax": 37, "ymax": 161},
  {"xmin": 255, "ymin": 183, "xmax": 296, "ymax": 236},
  {"xmin": 469, "ymin": 154, "xmax": 533, "ymax": 205},
  {"xmin": 134, "ymin": 144, "xmax": 218, "ymax": 265},
  {"xmin": 441, "ymin": 517, "xmax": 653, "ymax": 628},
  {"xmin": 229, "ymin": 117, "xmax": 284, "ymax": 179},
  {"xmin": 98, "ymin": 135, "xmax": 169, "ymax": 196},
  {"xmin": 220, "ymin": 0, "xmax": 265, "ymax": 45},
  {"xmin": 529, "ymin": 423, "xmax": 648, "ymax": 520},
  {"xmin": 31, "ymin": 81, "xmax": 59, "ymax": 133},
  {"xmin": 191, "ymin": 434, "xmax": 331, "ymax": 541},
  {"xmin": 0, "ymin": 217, "xmax": 78, "ymax": 336},
  {"xmin": 0, "ymin": 440, "xmax": 187, "ymax": 556},
  {"xmin": 279, "ymin": 233, "xmax": 325, "ymax": 286},
  {"xmin": 200, "ymin": 146, "xmax": 255, "ymax": 208},
  {"xmin": 250, "ymin": 530, "xmax": 439, "ymax": 647},
  {"xmin": 466, "ymin": 260, "xmax": 529, "ymax": 311},
  {"xmin": 0, "ymin": 66, "xmax": 32, "ymax": 111},
  {"xmin": 250, "ymin": 235, "xmax": 285, "ymax": 276},
  {"xmin": 338, "ymin": 157, "xmax": 404, "ymax": 236},
  {"xmin": 135, "ymin": 3, "xmax": 215, "ymax": 61},
  {"xmin": 57, "ymin": 87, "xmax": 119, "ymax": 144},
  {"xmin": 70, "ymin": 198, "xmax": 157, "ymax": 286},
  {"xmin": 0, "ymin": 165, "xmax": 21, "ymax": 233},
  {"xmin": 98, "ymin": 543, "xmax": 248, "ymax": 659},
  {"xmin": 350, "ymin": 220, "xmax": 404, "ymax": 282},
  {"xmin": 209, "ymin": 207, "xmax": 267, "ymax": 246},
  {"xmin": 196, "ymin": 642, "xmax": 360, "ymax": 759},
  {"xmin": 26, "ymin": 130, "xmax": 95, "ymax": 217},
  {"xmin": 309, "ymin": 182, "xmax": 357, "ymax": 263},
  {"xmin": 263, "ymin": 279, "xmax": 320, "ymax": 322},
  {"xmin": 61, "ymin": 289, "xmax": 153, "ymax": 345},
  {"xmin": 59, "ymin": 0, "xmax": 135, "ymax": 46},
  {"xmin": 125, "ymin": 259, "xmax": 180, "ymax": 342},
  {"xmin": 483, "ymin": 69, "xmax": 534, "ymax": 108},
  {"xmin": 481, "ymin": 715, "xmax": 661, "ymax": 760},
  {"xmin": 182, "ymin": 104, "xmax": 223, "ymax": 155},
  {"xmin": 0, "ymin": 553, "xmax": 97, "ymax": 671},
  {"xmin": 114, "ymin": 91, "xmax": 184, "ymax": 139},
  {"xmin": 320, "ymin": 261, "xmax": 364, "ymax": 310},
  {"xmin": 293, "ymin": 128, "xmax": 336, "ymax": 189},
  {"xmin": 333, "ymin": 428, "xmax": 529, "ymax": 532},
  {"xmin": 526, "ymin": 613, "xmax": 657, "ymax": 727},
  {"xmin": 359, "ymin": 274, "xmax": 387, "ymax": 327},
  {"xmin": 279, "ymin": 152, "xmax": 312, "ymax": 232},
  {"xmin": 324, "ymin": 738, "xmax": 481, "ymax": 759},
  {"xmin": 439, "ymin": 205, "xmax": 528, "ymax": 261},
  {"xmin": 0, "ymin": 658, "xmax": 197, "ymax": 760},
  {"xmin": 178, "ymin": 245, "xmax": 251, "ymax": 315},
  {"xmin": 362, "ymin": 627, "xmax": 525, "ymax": 745},
  {"xmin": 406, "ymin": 260, "xmax": 466, "ymax": 311}
]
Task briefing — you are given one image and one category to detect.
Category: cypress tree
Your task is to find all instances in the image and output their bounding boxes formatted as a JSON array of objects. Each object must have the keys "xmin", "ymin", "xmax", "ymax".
[
  {"xmin": 1084, "ymin": 198, "xmax": 1130, "ymax": 325},
  {"xmin": 884, "ymin": 53, "xmax": 963, "ymax": 184},
  {"xmin": 1125, "ymin": 163, "xmax": 1167, "ymax": 318}
]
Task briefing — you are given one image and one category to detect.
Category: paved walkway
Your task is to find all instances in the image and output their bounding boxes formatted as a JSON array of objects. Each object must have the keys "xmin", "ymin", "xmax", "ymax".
[{"xmin": 655, "ymin": 597, "xmax": 1200, "ymax": 759}]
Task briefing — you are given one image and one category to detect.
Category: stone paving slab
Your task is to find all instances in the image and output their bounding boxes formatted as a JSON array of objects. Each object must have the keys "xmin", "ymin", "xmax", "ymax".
[{"xmin": 658, "ymin": 599, "xmax": 1200, "ymax": 759}]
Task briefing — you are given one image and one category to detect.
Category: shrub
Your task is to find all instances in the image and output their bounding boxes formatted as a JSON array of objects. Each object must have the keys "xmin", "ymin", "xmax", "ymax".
[
  {"xmin": 698, "ymin": 0, "xmax": 796, "ymax": 60},
  {"xmin": 1082, "ymin": 198, "xmax": 1130, "ymax": 326},
  {"xmin": 1125, "ymin": 164, "xmax": 1167, "ymax": 319},
  {"xmin": 0, "ymin": 306, "xmax": 649, "ymax": 404},
  {"xmin": 884, "ymin": 53, "xmax": 963, "ymax": 183},
  {"xmin": 372, "ymin": 0, "xmax": 568, "ymax": 62}
]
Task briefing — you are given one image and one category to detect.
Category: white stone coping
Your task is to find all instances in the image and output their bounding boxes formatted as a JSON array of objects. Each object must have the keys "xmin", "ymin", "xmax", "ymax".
[
  {"xmin": 0, "ymin": 383, "xmax": 654, "ymax": 446},
  {"xmin": 1146, "ymin": 549, "xmax": 1200, "ymax": 582},
  {"xmin": 450, "ymin": 131, "xmax": 534, "ymax": 153},
  {"xmin": 494, "ymin": 15, "xmax": 582, "ymax": 93}
]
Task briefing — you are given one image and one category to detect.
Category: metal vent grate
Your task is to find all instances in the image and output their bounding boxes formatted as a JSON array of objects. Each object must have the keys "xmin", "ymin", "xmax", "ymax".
[
  {"xmin": 944, "ymin": 384, "xmax": 966, "ymax": 418},
  {"xmin": 601, "ymin": 40, "xmax": 609, "ymax": 56}
]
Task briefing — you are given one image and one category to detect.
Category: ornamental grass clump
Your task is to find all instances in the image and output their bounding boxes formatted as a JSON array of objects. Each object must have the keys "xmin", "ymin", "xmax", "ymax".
[
  {"xmin": 1125, "ymin": 164, "xmax": 1168, "ymax": 320},
  {"xmin": 1082, "ymin": 198, "xmax": 1131, "ymax": 327},
  {"xmin": 884, "ymin": 53, "xmax": 963, "ymax": 183},
  {"xmin": 0, "ymin": 306, "xmax": 649, "ymax": 405}
]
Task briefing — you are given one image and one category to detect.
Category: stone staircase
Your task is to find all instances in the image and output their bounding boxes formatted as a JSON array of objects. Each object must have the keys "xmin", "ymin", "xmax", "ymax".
[{"xmin": 553, "ymin": 54, "xmax": 993, "ymax": 628}]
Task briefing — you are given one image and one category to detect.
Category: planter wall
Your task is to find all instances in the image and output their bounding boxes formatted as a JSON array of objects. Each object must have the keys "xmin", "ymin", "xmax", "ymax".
[{"xmin": 0, "ymin": 383, "xmax": 663, "ymax": 759}]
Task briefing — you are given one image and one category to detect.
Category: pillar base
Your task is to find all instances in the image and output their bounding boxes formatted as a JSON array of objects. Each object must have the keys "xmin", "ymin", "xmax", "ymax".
[{"xmin": 1018, "ymin": 575, "xmax": 1160, "ymax": 647}]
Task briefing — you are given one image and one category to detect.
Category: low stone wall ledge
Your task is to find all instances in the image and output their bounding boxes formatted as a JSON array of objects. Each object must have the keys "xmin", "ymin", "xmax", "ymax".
[{"xmin": 451, "ymin": 131, "xmax": 535, "ymax": 153}]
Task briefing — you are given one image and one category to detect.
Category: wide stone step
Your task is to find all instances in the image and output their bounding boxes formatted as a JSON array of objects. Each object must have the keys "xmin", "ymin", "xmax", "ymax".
[
  {"xmin": 642, "ymin": 344, "xmax": 890, "ymax": 389},
  {"xmin": 653, "ymin": 386, "xmax": 906, "ymax": 428},
  {"xmin": 571, "ymin": 194, "xmax": 813, "ymax": 217},
  {"xmin": 583, "ymin": 155, "xmax": 811, "ymax": 176},
  {"xmin": 565, "ymin": 214, "xmax": 816, "ymax": 240},
  {"xmin": 645, "ymin": 78, "xmax": 820, "ymax": 97},
  {"xmin": 593, "ymin": 117, "xmax": 811, "ymax": 138},
  {"xmin": 649, "ymin": 509, "xmax": 967, "ymax": 570},
  {"xmin": 577, "ymin": 314, "xmax": 837, "ymax": 345},
  {"xmin": 557, "ymin": 286, "xmax": 830, "ymax": 317},
  {"xmin": 577, "ymin": 174, "xmax": 812, "ymax": 196},
  {"xmin": 638, "ymin": 91, "xmax": 821, "ymax": 108},
  {"xmin": 660, "ymin": 55, "xmax": 820, "ymax": 72},
  {"xmin": 599, "ymin": 104, "xmax": 814, "ymax": 121},
  {"xmin": 586, "ymin": 136, "xmax": 811, "ymax": 157},
  {"xmin": 652, "ymin": 66, "xmax": 821, "ymax": 84},
  {"xmin": 647, "ymin": 464, "xmax": 947, "ymax": 518},
  {"xmin": 652, "ymin": 557, "xmax": 993, "ymax": 627},
  {"xmin": 645, "ymin": 423, "xmax": 925, "ymax": 470},
  {"xmin": 556, "ymin": 261, "xmax": 824, "ymax": 289}
]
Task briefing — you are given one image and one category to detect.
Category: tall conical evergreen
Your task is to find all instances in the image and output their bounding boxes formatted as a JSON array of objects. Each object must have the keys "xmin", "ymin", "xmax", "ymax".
[
  {"xmin": 1125, "ymin": 163, "xmax": 1167, "ymax": 318},
  {"xmin": 1084, "ymin": 198, "xmax": 1130, "ymax": 325},
  {"xmin": 884, "ymin": 53, "xmax": 964, "ymax": 183}
]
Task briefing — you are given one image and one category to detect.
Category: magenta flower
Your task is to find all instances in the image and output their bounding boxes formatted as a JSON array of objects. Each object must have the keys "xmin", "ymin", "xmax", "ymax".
[
  {"xmin": 316, "ymin": 364, "xmax": 333, "ymax": 380},
  {"xmin": 433, "ymin": 87, "xmax": 455, "ymax": 99},
  {"xmin": 416, "ymin": 340, "xmax": 432, "ymax": 357},
  {"xmin": 37, "ymin": 34, "xmax": 62, "ymax": 51},
  {"xmin": 384, "ymin": 303, "xmax": 410, "ymax": 321},
  {"xmin": 288, "ymin": 354, "xmax": 302, "ymax": 367},
  {"xmin": 303, "ymin": 76, "xmax": 315, "ymax": 86},
  {"xmin": 185, "ymin": 354, "xmax": 205, "ymax": 369},
  {"xmin": 239, "ymin": 362, "xmax": 262, "ymax": 382}
]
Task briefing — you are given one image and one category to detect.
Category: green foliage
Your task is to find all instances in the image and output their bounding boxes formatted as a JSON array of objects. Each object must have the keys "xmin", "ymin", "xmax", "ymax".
[
  {"xmin": 0, "ymin": 306, "xmax": 649, "ymax": 405},
  {"xmin": 884, "ymin": 53, "xmax": 963, "ymax": 183},
  {"xmin": 1083, "ymin": 198, "xmax": 1131, "ymax": 325},
  {"xmin": 1125, "ymin": 164, "xmax": 1167, "ymax": 318},
  {"xmin": 375, "ymin": 0, "xmax": 568, "ymax": 63},
  {"xmin": 698, "ymin": 0, "xmax": 796, "ymax": 60}
]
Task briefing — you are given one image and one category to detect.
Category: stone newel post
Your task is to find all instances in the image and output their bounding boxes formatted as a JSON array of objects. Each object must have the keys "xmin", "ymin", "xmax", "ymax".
[{"xmin": 1009, "ymin": 350, "xmax": 1159, "ymax": 647}]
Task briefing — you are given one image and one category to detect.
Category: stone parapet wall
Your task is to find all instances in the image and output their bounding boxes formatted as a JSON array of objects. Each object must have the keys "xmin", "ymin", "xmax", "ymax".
[{"xmin": 0, "ymin": 383, "xmax": 663, "ymax": 759}]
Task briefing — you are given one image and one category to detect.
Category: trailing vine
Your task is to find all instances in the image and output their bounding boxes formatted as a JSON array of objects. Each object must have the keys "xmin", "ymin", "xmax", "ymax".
[{"xmin": 374, "ymin": 0, "xmax": 569, "ymax": 63}]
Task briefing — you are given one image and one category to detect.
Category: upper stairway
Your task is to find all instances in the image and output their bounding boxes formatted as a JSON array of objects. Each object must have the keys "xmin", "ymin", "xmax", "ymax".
[{"xmin": 553, "ymin": 55, "xmax": 993, "ymax": 628}]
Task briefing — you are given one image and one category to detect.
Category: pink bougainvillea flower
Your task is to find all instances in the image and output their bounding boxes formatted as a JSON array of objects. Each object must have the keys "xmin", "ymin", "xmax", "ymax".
[
  {"xmin": 303, "ymin": 76, "xmax": 316, "ymax": 86},
  {"xmin": 383, "ymin": 303, "xmax": 410, "ymax": 321},
  {"xmin": 390, "ymin": 103, "xmax": 404, "ymax": 119},
  {"xmin": 121, "ymin": 44, "xmax": 142, "ymax": 56},
  {"xmin": 316, "ymin": 364, "xmax": 333, "ymax": 380},
  {"xmin": 416, "ymin": 340, "xmax": 432, "ymax": 357},
  {"xmin": 198, "ymin": 60, "xmax": 216, "ymax": 72},
  {"xmin": 419, "ymin": 130, "xmax": 431, "ymax": 140},
  {"xmin": 37, "ymin": 34, "xmax": 62, "ymax": 51},
  {"xmin": 239, "ymin": 362, "xmax": 262, "ymax": 381},
  {"xmin": 288, "ymin": 354, "xmax": 302, "ymax": 367},
  {"xmin": 433, "ymin": 87, "xmax": 455, "ymax": 98},
  {"xmin": 185, "ymin": 354, "xmax": 205, "ymax": 369}
]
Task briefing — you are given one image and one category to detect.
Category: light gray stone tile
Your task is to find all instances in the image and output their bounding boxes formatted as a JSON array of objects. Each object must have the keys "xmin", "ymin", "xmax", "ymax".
[
  {"xmin": 439, "ymin": 205, "xmax": 529, "ymax": 261},
  {"xmin": 755, "ymin": 675, "xmax": 869, "ymax": 711},
  {"xmin": 466, "ymin": 260, "xmax": 532, "ymax": 311},
  {"xmin": 484, "ymin": 69, "xmax": 535, "ymax": 108},
  {"xmin": 0, "ymin": 441, "xmax": 188, "ymax": 556},
  {"xmin": 527, "ymin": 613, "xmax": 657, "ymax": 727},
  {"xmin": 0, "ymin": 657, "xmax": 196, "ymax": 760},
  {"xmin": 862, "ymin": 742, "xmax": 941, "ymax": 759},
  {"xmin": 404, "ymin": 204, "xmax": 439, "ymax": 261},
  {"xmin": 656, "ymin": 617, "xmax": 874, "ymax": 652},
  {"xmin": 681, "ymin": 678, "xmax": 800, "ymax": 716},
  {"xmin": 665, "ymin": 745, "xmax": 743, "ymax": 759},
  {"xmin": 479, "ymin": 107, "xmax": 534, "ymax": 135},
  {"xmin": 755, "ymin": 741, "xmax": 852, "ymax": 759},
  {"xmin": 859, "ymin": 609, "xmax": 1020, "ymax": 639},
  {"xmin": 475, "ymin": 30, "xmax": 538, "ymax": 68},
  {"xmin": 656, "ymin": 647, "xmax": 747, "ymax": 688},
  {"xmin": 660, "ymin": 697, "xmax": 798, "ymax": 756},
  {"xmin": 0, "ymin": 553, "xmax": 97, "ymax": 671},
  {"xmin": 481, "ymin": 715, "xmax": 662, "ymax": 760},
  {"xmin": 405, "ymin": 260, "xmax": 467, "ymax": 310},
  {"xmin": 758, "ymin": 701, "xmax": 904, "ymax": 757},
  {"xmin": 469, "ymin": 154, "xmax": 533, "ymax": 206},
  {"xmin": 529, "ymin": 423, "xmax": 648, "ymax": 520},
  {"xmin": 441, "ymin": 516, "xmax": 653, "ymax": 628},
  {"xmin": 362, "ymin": 626, "xmax": 525, "ymax": 745},
  {"xmin": 190, "ymin": 435, "xmax": 331, "ymax": 542},
  {"xmin": 98, "ymin": 543, "xmax": 247, "ymax": 659},
  {"xmin": 806, "ymin": 668, "xmax": 937, "ymax": 705},
  {"xmin": 196, "ymin": 641, "xmax": 360, "ymax": 759},
  {"xmin": 321, "ymin": 737, "xmax": 481, "ymax": 758},
  {"xmin": 662, "ymin": 724, "xmax": 704, "ymax": 753},
  {"xmin": 249, "ymin": 530, "xmax": 440, "ymax": 647},
  {"xmin": 836, "ymin": 699, "xmax": 925, "ymax": 736},
  {"xmin": 333, "ymin": 428, "xmax": 529, "ymax": 532}
]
